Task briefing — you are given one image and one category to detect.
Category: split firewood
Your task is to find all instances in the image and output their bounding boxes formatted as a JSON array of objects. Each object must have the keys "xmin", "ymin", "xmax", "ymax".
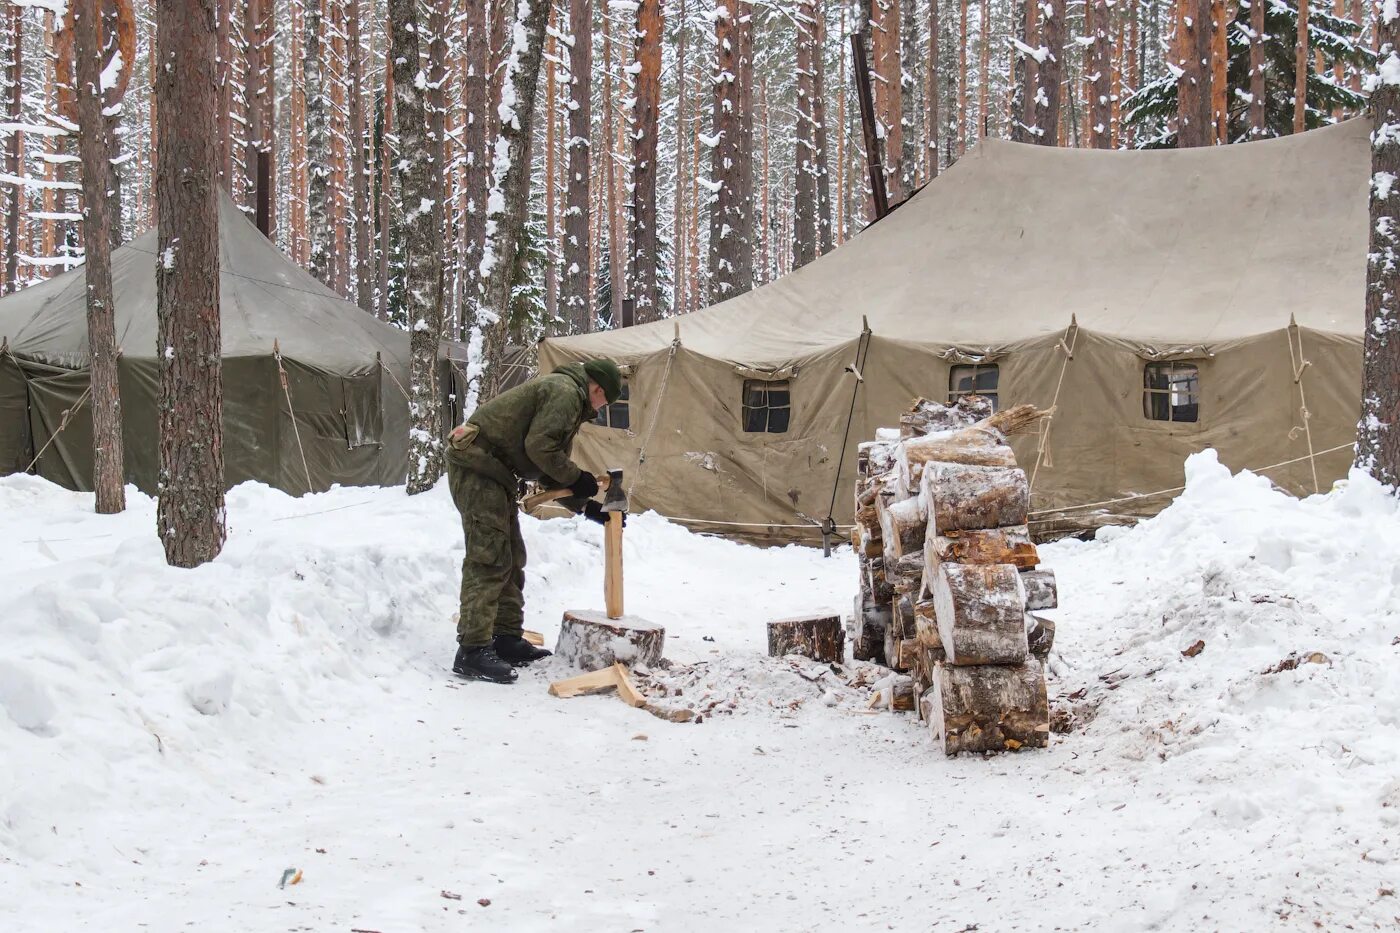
[
  {"xmin": 925, "ymin": 525, "xmax": 1039, "ymax": 570},
  {"xmin": 1021, "ymin": 568, "xmax": 1058, "ymax": 611},
  {"xmin": 547, "ymin": 666, "xmax": 623, "ymax": 699},
  {"xmin": 1027, "ymin": 614, "xmax": 1055, "ymax": 660},
  {"xmin": 896, "ymin": 403, "xmax": 1051, "ymax": 494},
  {"xmin": 928, "ymin": 659, "xmax": 1051, "ymax": 755},
  {"xmin": 878, "ymin": 495, "xmax": 927, "ymax": 559},
  {"xmin": 889, "ymin": 553, "xmax": 924, "ymax": 593},
  {"xmin": 767, "ymin": 614, "xmax": 845, "ymax": 664},
  {"xmin": 556, "ymin": 611, "xmax": 666, "ymax": 671},
  {"xmin": 851, "ymin": 594, "xmax": 890, "ymax": 664},
  {"xmin": 899, "ymin": 395, "xmax": 993, "ymax": 438},
  {"xmin": 892, "ymin": 594, "xmax": 917, "ymax": 639},
  {"xmin": 913, "ymin": 599, "xmax": 945, "ymax": 655},
  {"xmin": 923, "ymin": 462, "xmax": 1030, "ymax": 534},
  {"xmin": 890, "ymin": 677, "xmax": 917, "ymax": 711},
  {"xmin": 932, "ymin": 563, "xmax": 1029, "ymax": 665},
  {"xmin": 883, "ymin": 628, "xmax": 908, "ymax": 673}
]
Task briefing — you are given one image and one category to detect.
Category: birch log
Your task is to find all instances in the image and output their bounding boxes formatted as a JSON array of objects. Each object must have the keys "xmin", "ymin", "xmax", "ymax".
[
  {"xmin": 557, "ymin": 611, "xmax": 666, "ymax": 670},
  {"xmin": 1021, "ymin": 568, "xmax": 1058, "ymax": 610},
  {"xmin": 932, "ymin": 563, "xmax": 1029, "ymax": 665},
  {"xmin": 923, "ymin": 463, "xmax": 1030, "ymax": 533},
  {"xmin": 926, "ymin": 525, "xmax": 1039, "ymax": 570},
  {"xmin": 877, "ymin": 495, "xmax": 926, "ymax": 559},
  {"xmin": 929, "ymin": 659, "xmax": 1051, "ymax": 755},
  {"xmin": 852, "ymin": 594, "xmax": 890, "ymax": 663}
]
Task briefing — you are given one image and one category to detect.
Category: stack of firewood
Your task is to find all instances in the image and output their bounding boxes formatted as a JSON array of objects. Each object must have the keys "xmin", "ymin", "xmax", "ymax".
[{"xmin": 851, "ymin": 397, "xmax": 1058, "ymax": 755}]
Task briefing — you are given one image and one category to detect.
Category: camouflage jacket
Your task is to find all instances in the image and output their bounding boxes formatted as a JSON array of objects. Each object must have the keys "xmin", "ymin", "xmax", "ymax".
[{"xmin": 446, "ymin": 363, "xmax": 596, "ymax": 493}]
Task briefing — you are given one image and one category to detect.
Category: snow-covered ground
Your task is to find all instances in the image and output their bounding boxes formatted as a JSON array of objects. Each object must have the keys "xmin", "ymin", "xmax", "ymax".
[{"xmin": 2, "ymin": 451, "xmax": 1398, "ymax": 931}]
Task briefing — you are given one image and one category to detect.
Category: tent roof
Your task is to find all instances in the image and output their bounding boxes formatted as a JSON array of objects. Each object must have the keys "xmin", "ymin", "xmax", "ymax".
[
  {"xmin": 0, "ymin": 197, "xmax": 416, "ymax": 371},
  {"xmin": 551, "ymin": 120, "xmax": 1368, "ymax": 363}
]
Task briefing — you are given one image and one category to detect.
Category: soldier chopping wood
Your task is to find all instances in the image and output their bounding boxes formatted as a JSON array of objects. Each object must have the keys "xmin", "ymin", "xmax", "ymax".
[{"xmin": 443, "ymin": 359, "xmax": 626, "ymax": 684}]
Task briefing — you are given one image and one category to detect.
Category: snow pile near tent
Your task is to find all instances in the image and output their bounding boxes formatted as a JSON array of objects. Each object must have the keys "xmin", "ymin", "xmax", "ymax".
[{"xmin": 1, "ymin": 451, "xmax": 1398, "ymax": 930}]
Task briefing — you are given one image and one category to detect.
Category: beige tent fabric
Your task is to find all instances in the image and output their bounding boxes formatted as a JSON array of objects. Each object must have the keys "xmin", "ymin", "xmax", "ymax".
[{"xmin": 541, "ymin": 121, "xmax": 1367, "ymax": 541}]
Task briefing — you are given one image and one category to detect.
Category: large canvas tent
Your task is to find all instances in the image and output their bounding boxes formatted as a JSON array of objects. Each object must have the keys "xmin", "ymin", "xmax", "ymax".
[
  {"xmin": 541, "ymin": 120, "xmax": 1368, "ymax": 541},
  {"xmin": 0, "ymin": 198, "xmax": 466, "ymax": 495}
]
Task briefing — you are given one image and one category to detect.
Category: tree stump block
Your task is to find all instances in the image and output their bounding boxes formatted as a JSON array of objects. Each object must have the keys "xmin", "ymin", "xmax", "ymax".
[
  {"xmin": 557, "ymin": 610, "xmax": 665, "ymax": 671},
  {"xmin": 926, "ymin": 525, "xmax": 1039, "ymax": 570},
  {"xmin": 767, "ymin": 614, "xmax": 844, "ymax": 663},
  {"xmin": 928, "ymin": 660, "xmax": 1050, "ymax": 755},
  {"xmin": 1021, "ymin": 568, "xmax": 1058, "ymax": 610},
  {"xmin": 932, "ymin": 563, "xmax": 1029, "ymax": 665}
]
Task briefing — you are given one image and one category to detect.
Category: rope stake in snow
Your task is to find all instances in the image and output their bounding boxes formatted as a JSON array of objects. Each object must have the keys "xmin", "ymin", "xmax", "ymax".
[
  {"xmin": 1286, "ymin": 316, "xmax": 1321, "ymax": 495},
  {"xmin": 1029, "ymin": 315, "xmax": 1080, "ymax": 497},
  {"xmin": 273, "ymin": 340, "xmax": 315, "ymax": 494}
]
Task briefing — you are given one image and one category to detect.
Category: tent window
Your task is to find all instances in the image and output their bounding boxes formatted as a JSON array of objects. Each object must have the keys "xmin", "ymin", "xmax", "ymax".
[
  {"xmin": 594, "ymin": 382, "xmax": 630, "ymax": 430},
  {"xmin": 742, "ymin": 379, "xmax": 791, "ymax": 433},
  {"xmin": 948, "ymin": 364, "xmax": 999, "ymax": 410},
  {"xmin": 1143, "ymin": 362, "xmax": 1199, "ymax": 423}
]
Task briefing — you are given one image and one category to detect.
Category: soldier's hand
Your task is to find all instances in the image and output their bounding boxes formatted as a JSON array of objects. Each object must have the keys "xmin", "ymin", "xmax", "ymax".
[
  {"xmin": 584, "ymin": 501, "xmax": 624, "ymax": 526},
  {"xmin": 570, "ymin": 471, "xmax": 600, "ymax": 499}
]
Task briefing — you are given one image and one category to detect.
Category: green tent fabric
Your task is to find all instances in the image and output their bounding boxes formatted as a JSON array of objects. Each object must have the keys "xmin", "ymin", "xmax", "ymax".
[
  {"xmin": 540, "ymin": 120, "xmax": 1368, "ymax": 541},
  {"xmin": 0, "ymin": 197, "xmax": 464, "ymax": 495}
]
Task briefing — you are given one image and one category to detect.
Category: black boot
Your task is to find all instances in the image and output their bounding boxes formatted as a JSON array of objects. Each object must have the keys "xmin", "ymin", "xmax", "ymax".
[
  {"xmin": 452, "ymin": 644, "xmax": 518, "ymax": 684},
  {"xmin": 493, "ymin": 634, "xmax": 553, "ymax": 667}
]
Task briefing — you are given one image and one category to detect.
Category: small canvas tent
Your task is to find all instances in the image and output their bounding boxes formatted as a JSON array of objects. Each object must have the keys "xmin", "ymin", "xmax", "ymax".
[
  {"xmin": 540, "ymin": 120, "xmax": 1368, "ymax": 540},
  {"xmin": 0, "ymin": 198, "xmax": 464, "ymax": 495}
]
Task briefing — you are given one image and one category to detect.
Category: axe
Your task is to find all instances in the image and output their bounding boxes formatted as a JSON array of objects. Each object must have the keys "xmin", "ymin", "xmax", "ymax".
[
  {"xmin": 521, "ymin": 470, "xmax": 621, "ymax": 512},
  {"xmin": 520, "ymin": 469, "xmax": 629, "ymax": 619}
]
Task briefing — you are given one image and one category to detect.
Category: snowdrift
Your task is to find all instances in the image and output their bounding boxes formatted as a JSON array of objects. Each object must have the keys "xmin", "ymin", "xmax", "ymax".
[{"xmin": 1, "ymin": 451, "xmax": 1397, "ymax": 930}]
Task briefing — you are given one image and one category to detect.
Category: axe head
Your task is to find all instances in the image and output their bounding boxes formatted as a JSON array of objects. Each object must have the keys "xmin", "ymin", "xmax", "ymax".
[{"xmin": 601, "ymin": 468, "xmax": 627, "ymax": 512}]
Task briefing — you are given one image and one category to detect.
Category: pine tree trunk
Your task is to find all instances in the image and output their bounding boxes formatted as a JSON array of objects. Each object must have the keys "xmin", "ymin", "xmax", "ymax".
[
  {"xmin": 672, "ymin": 0, "xmax": 689, "ymax": 312},
  {"xmin": 1294, "ymin": 0, "xmax": 1310, "ymax": 133},
  {"xmin": 1035, "ymin": 0, "xmax": 1063, "ymax": 146},
  {"xmin": 978, "ymin": 0, "xmax": 989, "ymax": 139},
  {"xmin": 794, "ymin": 0, "xmax": 819, "ymax": 269},
  {"xmin": 871, "ymin": 0, "xmax": 904, "ymax": 197},
  {"xmin": 602, "ymin": 10, "xmax": 623, "ymax": 325},
  {"xmin": 1210, "ymin": 0, "xmax": 1227, "ymax": 142},
  {"xmin": 4, "ymin": 4, "xmax": 20, "ymax": 293},
  {"xmin": 1018, "ymin": 0, "xmax": 1038, "ymax": 142},
  {"xmin": 377, "ymin": 54, "xmax": 394, "ymax": 319},
  {"xmin": 1087, "ymin": 0, "xmax": 1112, "ymax": 147},
  {"xmin": 958, "ymin": 0, "xmax": 968, "ymax": 153},
  {"xmin": 1177, "ymin": 0, "xmax": 1213, "ymax": 147},
  {"xmin": 901, "ymin": 0, "xmax": 920, "ymax": 186},
  {"xmin": 427, "ymin": 0, "xmax": 449, "ymax": 307},
  {"xmin": 390, "ymin": 0, "xmax": 445, "ymax": 493},
  {"xmin": 75, "ymin": 0, "xmax": 125, "ymax": 514},
  {"xmin": 1357, "ymin": 12, "xmax": 1400, "ymax": 487},
  {"xmin": 345, "ymin": 0, "xmax": 371, "ymax": 313},
  {"xmin": 545, "ymin": 23, "xmax": 559, "ymax": 329},
  {"xmin": 813, "ymin": 0, "xmax": 834, "ymax": 254},
  {"xmin": 629, "ymin": 0, "xmax": 663, "ymax": 322},
  {"xmin": 478, "ymin": 0, "xmax": 551, "ymax": 400},
  {"xmin": 216, "ymin": 0, "xmax": 232, "ymax": 190},
  {"xmin": 245, "ymin": 0, "xmax": 275, "ymax": 236},
  {"xmin": 306, "ymin": 0, "xmax": 333, "ymax": 284},
  {"xmin": 1249, "ymin": 0, "xmax": 1266, "ymax": 136},
  {"xmin": 156, "ymin": 0, "xmax": 225, "ymax": 568},
  {"xmin": 289, "ymin": 0, "xmax": 306, "ymax": 264},
  {"xmin": 708, "ymin": 1, "xmax": 755, "ymax": 301},
  {"xmin": 927, "ymin": 0, "xmax": 941, "ymax": 172},
  {"xmin": 562, "ymin": 0, "xmax": 592, "ymax": 334},
  {"xmin": 329, "ymin": 1, "xmax": 350, "ymax": 298},
  {"xmin": 462, "ymin": 0, "xmax": 488, "ymax": 339}
]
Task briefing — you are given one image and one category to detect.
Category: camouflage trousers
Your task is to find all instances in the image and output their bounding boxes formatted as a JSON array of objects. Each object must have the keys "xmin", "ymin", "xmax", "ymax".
[{"xmin": 447, "ymin": 461, "xmax": 527, "ymax": 648}]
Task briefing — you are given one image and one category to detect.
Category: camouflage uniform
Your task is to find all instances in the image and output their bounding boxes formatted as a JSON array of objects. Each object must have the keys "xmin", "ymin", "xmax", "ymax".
[{"xmin": 444, "ymin": 363, "xmax": 596, "ymax": 648}]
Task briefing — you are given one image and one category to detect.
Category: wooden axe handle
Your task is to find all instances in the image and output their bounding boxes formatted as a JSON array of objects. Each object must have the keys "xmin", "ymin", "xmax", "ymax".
[{"xmin": 520, "ymin": 473, "xmax": 611, "ymax": 512}]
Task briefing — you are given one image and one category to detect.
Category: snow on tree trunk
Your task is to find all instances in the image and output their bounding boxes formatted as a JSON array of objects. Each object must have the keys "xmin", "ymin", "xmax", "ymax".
[
  {"xmin": 707, "ymin": 0, "xmax": 755, "ymax": 302},
  {"xmin": 477, "ymin": 0, "xmax": 551, "ymax": 402},
  {"xmin": 1087, "ymin": 0, "xmax": 1112, "ymax": 149},
  {"xmin": 390, "ymin": 0, "xmax": 445, "ymax": 495},
  {"xmin": 927, "ymin": 0, "xmax": 942, "ymax": 167},
  {"xmin": 75, "ymin": 0, "xmax": 125, "ymax": 515},
  {"xmin": 305, "ymin": 0, "xmax": 332, "ymax": 287},
  {"xmin": 628, "ymin": 0, "xmax": 663, "ymax": 324},
  {"xmin": 155, "ymin": 0, "xmax": 225, "ymax": 568},
  {"xmin": 427, "ymin": 0, "xmax": 450, "ymax": 319},
  {"xmin": 1358, "ymin": 12, "xmax": 1400, "ymax": 488},
  {"xmin": 347, "ymin": 0, "xmax": 373, "ymax": 315},
  {"xmin": 561, "ymin": 0, "xmax": 592, "ymax": 334},
  {"xmin": 902, "ymin": 0, "xmax": 921, "ymax": 185},
  {"xmin": 1036, "ymin": 0, "xmax": 1064, "ymax": 146}
]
